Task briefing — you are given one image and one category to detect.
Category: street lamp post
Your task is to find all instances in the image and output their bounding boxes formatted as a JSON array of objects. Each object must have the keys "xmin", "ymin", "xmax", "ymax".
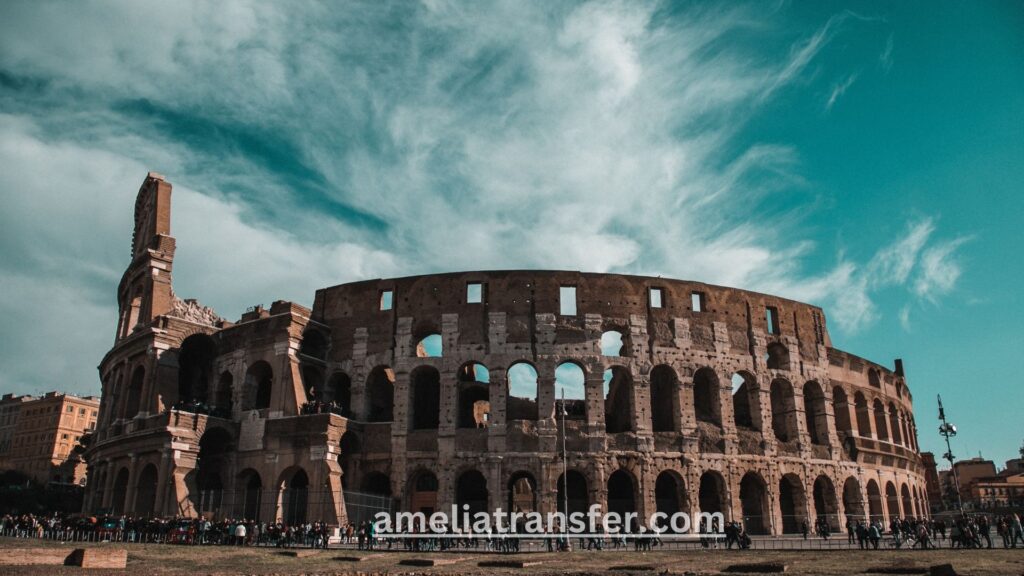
[{"xmin": 937, "ymin": 395, "xmax": 965, "ymax": 517}]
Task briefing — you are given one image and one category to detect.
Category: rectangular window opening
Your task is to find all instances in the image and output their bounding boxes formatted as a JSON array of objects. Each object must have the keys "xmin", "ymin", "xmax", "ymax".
[
  {"xmin": 379, "ymin": 290, "xmax": 393, "ymax": 311},
  {"xmin": 559, "ymin": 286, "xmax": 577, "ymax": 316},
  {"xmin": 766, "ymin": 306, "xmax": 780, "ymax": 334},
  {"xmin": 649, "ymin": 288, "xmax": 664, "ymax": 309},
  {"xmin": 691, "ymin": 292, "xmax": 704, "ymax": 312},
  {"xmin": 467, "ymin": 282, "xmax": 483, "ymax": 304}
]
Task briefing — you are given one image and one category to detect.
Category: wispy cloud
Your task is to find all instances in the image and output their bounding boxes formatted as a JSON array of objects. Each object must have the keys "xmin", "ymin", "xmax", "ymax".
[
  {"xmin": 826, "ymin": 73, "xmax": 859, "ymax": 110},
  {"xmin": 880, "ymin": 33, "xmax": 894, "ymax": 72}
]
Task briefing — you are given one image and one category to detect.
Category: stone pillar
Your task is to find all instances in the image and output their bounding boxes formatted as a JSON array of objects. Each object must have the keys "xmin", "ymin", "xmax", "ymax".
[
  {"xmin": 102, "ymin": 459, "xmax": 118, "ymax": 509},
  {"xmin": 123, "ymin": 455, "xmax": 140, "ymax": 515},
  {"xmin": 488, "ymin": 369, "xmax": 507, "ymax": 452},
  {"xmin": 153, "ymin": 450, "xmax": 173, "ymax": 516}
]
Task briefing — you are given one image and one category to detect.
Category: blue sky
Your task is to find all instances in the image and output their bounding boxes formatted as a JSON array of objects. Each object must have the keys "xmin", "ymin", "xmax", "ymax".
[{"xmin": 0, "ymin": 1, "xmax": 1021, "ymax": 466}]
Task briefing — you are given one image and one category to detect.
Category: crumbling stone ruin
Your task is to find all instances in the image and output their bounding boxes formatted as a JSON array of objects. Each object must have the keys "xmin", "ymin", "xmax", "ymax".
[{"xmin": 83, "ymin": 174, "xmax": 928, "ymax": 534}]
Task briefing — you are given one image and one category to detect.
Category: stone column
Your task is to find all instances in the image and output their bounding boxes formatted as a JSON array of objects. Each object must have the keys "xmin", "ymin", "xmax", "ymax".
[
  {"xmin": 123, "ymin": 455, "xmax": 140, "ymax": 515},
  {"xmin": 488, "ymin": 368, "xmax": 508, "ymax": 452},
  {"xmin": 153, "ymin": 450, "xmax": 173, "ymax": 516}
]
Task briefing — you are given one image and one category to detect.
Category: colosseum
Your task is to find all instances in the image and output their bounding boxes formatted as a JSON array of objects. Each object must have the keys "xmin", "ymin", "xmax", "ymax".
[{"xmin": 83, "ymin": 173, "xmax": 929, "ymax": 535}]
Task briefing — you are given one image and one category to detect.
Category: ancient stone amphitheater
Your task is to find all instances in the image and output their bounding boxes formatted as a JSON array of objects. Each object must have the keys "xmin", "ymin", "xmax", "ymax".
[{"xmin": 83, "ymin": 174, "xmax": 928, "ymax": 535}]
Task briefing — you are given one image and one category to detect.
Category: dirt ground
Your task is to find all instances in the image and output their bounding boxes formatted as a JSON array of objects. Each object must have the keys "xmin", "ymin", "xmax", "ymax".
[{"xmin": 2, "ymin": 537, "xmax": 1023, "ymax": 576}]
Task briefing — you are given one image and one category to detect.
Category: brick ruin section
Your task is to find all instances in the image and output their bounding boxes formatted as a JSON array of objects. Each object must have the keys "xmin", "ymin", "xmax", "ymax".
[{"xmin": 83, "ymin": 175, "xmax": 928, "ymax": 535}]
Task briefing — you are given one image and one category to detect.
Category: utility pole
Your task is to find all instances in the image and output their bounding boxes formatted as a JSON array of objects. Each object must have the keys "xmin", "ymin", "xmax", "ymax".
[{"xmin": 937, "ymin": 395, "xmax": 965, "ymax": 517}]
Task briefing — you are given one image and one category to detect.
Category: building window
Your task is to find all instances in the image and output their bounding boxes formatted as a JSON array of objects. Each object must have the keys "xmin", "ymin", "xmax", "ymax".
[
  {"xmin": 379, "ymin": 290, "xmax": 393, "ymax": 311},
  {"xmin": 559, "ymin": 286, "xmax": 577, "ymax": 316},
  {"xmin": 691, "ymin": 292, "xmax": 705, "ymax": 312},
  {"xmin": 66, "ymin": 406, "xmax": 73, "ymax": 413},
  {"xmin": 467, "ymin": 283, "xmax": 483, "ymax": 304},
  {"xmin": 766, "ymin": 306, "xmax": 780, "ymax": 334},
  {"xmin": 79, "ymin": 408, "xmax": 86, "ymax": 415},
  {"xmin": 649, "ymin": 288, "xmax": 663, "ymax": 308}
]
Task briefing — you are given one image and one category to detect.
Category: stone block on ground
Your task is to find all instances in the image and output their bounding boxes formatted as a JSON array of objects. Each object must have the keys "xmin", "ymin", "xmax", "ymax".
[
  {"xmin": 65, "ymin": 548, "xmax": 128, "ymax": 569},
  {"xmin": 399, "ymin": 557, "xmax": 465, "ymax": 567},
  {"xmin": 723, "ymin": 561, "xmax": 787, "ymax": 573},
  {"xmin": 478, "ymin": 559, "xmax": 545, "ymax": 568},
  {"xmin": 928, "ymin": 564, "xmax": 957, "ymax": 576},
  {"xmin": 278, "ymin": 549, "xmax": 321, "ymax": 558}
]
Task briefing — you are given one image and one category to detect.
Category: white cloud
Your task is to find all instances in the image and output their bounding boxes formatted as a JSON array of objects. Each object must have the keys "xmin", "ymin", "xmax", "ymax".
[
  {"xmin": 826, "ymin": 73, "xmax": 859, "ymax": 111},
  {"xmin": 914, "ymin": 238, "xmax": 968, "ymax": 302}
]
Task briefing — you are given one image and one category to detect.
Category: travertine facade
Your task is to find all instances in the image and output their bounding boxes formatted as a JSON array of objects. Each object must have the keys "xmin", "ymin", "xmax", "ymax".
[
  {"xmin": 0, "ymin": 392, "xmax": 99, "ymax": 485},
  {"xmin": 83, "ymin": 174, "xmax": 929, "ymax": 533}
]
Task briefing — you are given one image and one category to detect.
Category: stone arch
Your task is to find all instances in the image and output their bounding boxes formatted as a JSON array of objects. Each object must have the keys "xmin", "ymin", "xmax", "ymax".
[
  {"xmin": 507, "ymin": 471, "xmax": 538, "ymax": 515},
  {"xmin": 455, "ymin": 469, "xmax": 489, "ymax": 516},
  {"xmin": 779, "ymin": 473, "xmax": 807, "ymax": 534},
  {"xmin": 740, "ymin": 471, "xmax": 770, "ymax": 535},
  {"xmin": 556, "ymin": 470, "xmax": 589, "ymax": 517},
  {"xmin": 415, "ymin": 333, "xmax": 442, "ymax": 358},
  {"xmin": 410, "ymin": 365, "xmax": 441, "ymax": 430},
  {"xmin": 360, "ymin": 471, "xmax": 392, "ymax": 496},
  {"xmin": 803, "ymin": 381, "xmax": 828, "ymax": 445},
  {"xmin": 607, "ymin": 469, "xmax": 637, "ymax": 525},
  {"xmin": 869, "ymin": 368, "xmax": 881, "ymax": 388},
  {"xmin": 813, "ymin": 475, "xmax": 840, "ymax": 530},
  {"xmin": 650, "ymin": 365, "xmax": 680, "ymax": 432},
  {"xmin": 698, "ymin": 470, "xmax": 727, "ymax": 516},
  {"xmin": 885, "ymin": 481, "xmax": 899, "ymax": 521},
  {"xmin": 177, "ymin": 333, "xmax": 217, "ymax": 405},
  {"xmin": 900, "ymin": 483, "xmax": 913, "ymax": 519},
  {"xmin": 832, "ymin": 387, "xmax": 852, "ymax": 433},
  {"xmin": 457, "ymin": 362, "xmax": 490, "ymax": 428},
  {"xmin": 770, "ymin": 378, "xmax": 798, "ymax": 442},
  {"xmin": 365, "ymin": 366, "xmax": 395, "ymax": 422},
  {"xmin": 842, "ymin": 477, "xmax": 864, "ymax": 524},
  {"xmin": 600, "ymin": 330, "xmax": 627, "ymax": 356},
  {"xmin": 731, "ymin": 371, "xmax": 761, "ymax": 431},
  {"xmin": 554, "ymin": 362, "xmax": 586, "ymax": 420},
  {"xmin": 766, "ymin": 342, "xmax": 790, "ymax": 371},
  {"xmin": 866, "ymin": 479, "xmax": 883, "ymax": 524},
  {"xmin": 112, "ymin": 467, "xmax": 130, "ymax": 514},
  {"xmin": 854, "ymin": 392, "xmax": 871, "ymax": 437},
  {"xmin": 326, "ymin": 371, "xmax": 352, "ymax": 416},
  {"xmin": 409, "ymin": 470, "xmax": 439, "ymax": 514},
  {"xmin": 655, "ymin": 470, "xmax": 688, "ymax": 533},
  {"xmin": 507, "ymin": 362, "xmax": 539, "ymax": 421},
  {"xmin": 603, "ymin": 366, "xmax": 633, "ymax": 433},
  {"xmin": 888, "ymin": 402, "xmax": 903, "ymax": 445},
  {"xmin": 235, "ymin": 468, "xmax": 263, "ymax": 521},
  {"xmin": 278, "ymin": 467, "xmax": 309, "ymax": 525},
  {"xmin": 873, "ymin": 399, "xmax": 889, "ymax": 441},
  {"xmin": 194, "ymin": 426, "xmax": 233, "ymax": 517},
  {"xmin": 300, "ymin": 365, "xmax": 324, "ymax": 403},
  {"xmin": 693, "ymin": 367, "xmax": 722, "ymax": 426},
  {"xmin": 135, "ymin": 463, "xmax": 159, "ymax": 517},
  {"xmin": 338, "ymin": 431, "xmax": 360, "ymax": 489},
  {"xmin": 125, "ymin": 365, "xmax": 145, "ymax": 419},
  {"xmin": 214, "ymin": 371, "xmax": 233, "ymax": 415},
  {"xmin": 298, "ymin": 329, "xmax": 329, "ymax": 361},
  {"xmin": 242, "ymin": 361, "xmax": 273, "ymax": 411}
]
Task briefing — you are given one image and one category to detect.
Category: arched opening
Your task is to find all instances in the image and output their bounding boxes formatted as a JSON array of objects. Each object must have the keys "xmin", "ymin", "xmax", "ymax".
[
  {"xmin": 338, "ymin": 432, "xmax": 360, "ymax": 489},
  {"xmin": 214, "ymin": 372, "xmax": 233, "ymax": 416},
  {"xmin": 326, "ymin": 372, "xmax": 352, "ymax": 416},
  {"xmin": 655, "ymin": 471, "xmax": 687, "ymax": 533},
  {"xmin": 607, "ymin": 470, "xmax": 637, "ymax": 527},
  {"xmin": 554, "ymin": 362, "xmax": 586, "ymax": 420},
  {"xmin": 766, "ymin": 343, "xmax": 790, "ymax": 371},
  {"xmin": 842, "ymin": 477, "xmax": 864, "ymax": 526},
  {"xmin": 365, "ymin": 366, "xmax": 395, "ymax": 422},
  {"xmin": 832, "ymin": 387, "xmax": 852, "ymax": 433},
  {"xmin": 125, "ymin": 366, "xmax": 145, "ymax": 419},
  {"xmin": 195, "ymin": 427, "xmax": 233, "ymax": 517},
  {"xmin": 693, "ymin": 368, "xmax": 722, "ymax": 426},
  {"xmin": 803, "ymin": 381, "xmax": 828, "ymax": 445},
  {"xmin": 112, "ymin": 468, "xmax": 130, "ymax": 514},
  {"xmin": 873, "ymin": 399, "xmax": 889, "ymax": 441},
  {"xmin": 507, "ymin": 362, "xmax": 539, "ymax": 421},
  {"xmin": 410, "ymin": 471, "xmax": 438, "ymax": 514},
  {"xmin": 888, "ymin": 402, "xmax": 903, "ymax": 445},
  {"xmin": 279, "ymin": 467, "xmax": 309, "ymax": 525},
  {"xmin": 236, "ymin": 469, "xmax": 262, "ymax": 521},
  {"xmin": 457, "ymin": 362, "xmax": 490, "ymax": 428},
  {"xmin": 507, "ymin": 472, "xmax": 537, "ymax": 515},
  {"xmin": 600, "ymin": 330, "xmax": 627, "ymax": 356},
  {"xmin": 770, "ymin": 379, "xmax": 798, "ymax": 442},
  {"xmin": 177, "ymin": 334, "xmax": 217, "ymax": 405},
  {"xmin": 698, "ymin": 471, "xmax": 726, "ymax": 516},
  {"xmin": 299, "ymin": 330, "xmax": 328, "ymax": 360},
  {"xmin": 866, "ymin": 480, "xmax": 884, "ymax": 524},
  {"xmin": 243, "ymin": 361, "xmax": 273, "ymax": 411},
  {"xmin": 360, "ymin": 472, "xmax": 392, "ymax": 496},
  {"xmin": 731, "ymin": 372, "xmax": 760, "ymax": 431},
  {"xmin": 885, "ymin": 481, "xmax": 900, "ymax": 521},
  {"xmin": 900, "ymin": 411, "xmax": 912, "ymax": 447},
  {"xmin": 740, "ymin": 472, "xmax": 770, "ymax": 535},
  {"xmin": 410, "ymin": 366, "xmax": 441, "ymax": 430},
  {"xmin": 813, "ymin": 475, "xmax": 839, "ymax": 530},
  {"xmin": 868, "ymin": 369, "xmax": 881, "ymax": 388},
  {"xmin": 135, "ymin": 464, "xmax": 159, "ymax": 517},
  {"xmin": 900, "ymin": 484, "xmax": 913, "ymax": 519},
  {"xmin": 301, "ymin": 365, "xmax": 324, "ymax": 403},
  {"xmin": 348, "ymin": 471, "xmax": 391, "ymax": 524},
  {"xmin": 556, "ymin": 470, "xmax": 589, "ymax": 517},
  {"xmin": 415, "ymin": 333, "xmax": 442, "ymax": 358},
  {"xmin": 650, "ymin": 365, "xmax": 679, "ymax": 432},
  {"xmin": 854, "ymin": 392, "xmax": 871, "ymax": 437},
  {"xmin": 779, "ymin": 474, "xmax": 807, "ymax": 534},
  {"xmin": 603, "ymin": 366, "xmax": 633, "ymax": 433},
  {"xmin": 456, "ymin": 470, "xmax": 489, "ymax": 516}
]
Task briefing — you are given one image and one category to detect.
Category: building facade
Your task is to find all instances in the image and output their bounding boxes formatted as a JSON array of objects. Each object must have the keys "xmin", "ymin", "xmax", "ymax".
[
  {"xmin": 0, "ymin": 392, "xmax": 99, "ymax": 485},
  {"xmin": 83, "ymin": 174, "xmax": 929, "ymax": 532}
]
